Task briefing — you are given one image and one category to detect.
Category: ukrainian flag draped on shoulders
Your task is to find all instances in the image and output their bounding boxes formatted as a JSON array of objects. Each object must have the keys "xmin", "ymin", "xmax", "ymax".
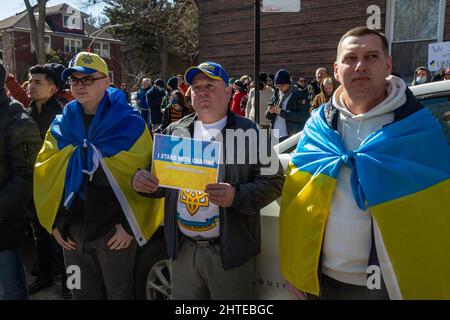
[
  {"xmin": 280, "ymin": 104, "xmax": 450, "ymax": 299},
  {"xmin": 34, "ymin": 88, "xmax": 164, "ymax": 246}
]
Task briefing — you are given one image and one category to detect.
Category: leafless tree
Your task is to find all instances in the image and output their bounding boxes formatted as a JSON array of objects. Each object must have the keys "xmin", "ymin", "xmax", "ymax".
[{"xmin": 24, "ymin": 0, "xmax": 48, "ymax": 64}]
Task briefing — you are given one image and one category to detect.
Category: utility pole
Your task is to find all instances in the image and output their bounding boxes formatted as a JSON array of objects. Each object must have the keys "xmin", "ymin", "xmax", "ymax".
[{"xmin": 254, "ymin": 0, "xmax": 261, "ymax": 126}]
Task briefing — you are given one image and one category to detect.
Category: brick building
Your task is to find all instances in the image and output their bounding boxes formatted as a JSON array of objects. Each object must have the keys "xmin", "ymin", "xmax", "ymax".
[
  {"xmin": 199, "ymin": 0, "xmax": 450, "ymax": 83},
  {"xmin": 0, "ymin": 3, "xmax": 123, "ymax": 83}
]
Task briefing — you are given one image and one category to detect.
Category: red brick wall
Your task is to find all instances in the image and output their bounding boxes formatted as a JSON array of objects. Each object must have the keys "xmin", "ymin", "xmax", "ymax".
[
  {"xmin": 50, "ymin": 35, "xmax": 64, "ymax": 51},
  {"xmin": 13, "ymin": 31, "xmax": 35, "ymax": 81},
  {"xmin": 199, "ymin": 0, "xmax": 386, "ymax": 81},
  {"xmin": 108, "ymin": 43, "xmax": 123, "ymax": 85},
  {"xmin": 2, "ymin": 32, "xmax": 15, "ymax": 74}
]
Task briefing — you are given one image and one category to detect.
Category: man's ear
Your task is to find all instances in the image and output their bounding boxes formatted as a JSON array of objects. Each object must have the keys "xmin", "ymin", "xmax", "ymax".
[
  {"xmin": 105, "ymin": 76, "xmax": 111, "ymax": 88},
  {"xmin": 226, "ymin": 84, "xmax": 232, "ymax": 99},
  {"xmin": 386, "ymin": 56, "xmax": 393, "ymax": 77},
  {"xmin": 51, "ymin": 84, "xmax": 58, "ymax": 95},
  {"xmin": 333, "ymin": 62, "xmax": 340, "ymax": 83}
]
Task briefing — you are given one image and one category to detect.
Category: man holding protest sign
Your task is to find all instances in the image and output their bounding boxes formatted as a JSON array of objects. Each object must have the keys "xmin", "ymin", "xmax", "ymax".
[{"xmin": 132, "ymin": 62, "xmax": 284, "ymax": 300}]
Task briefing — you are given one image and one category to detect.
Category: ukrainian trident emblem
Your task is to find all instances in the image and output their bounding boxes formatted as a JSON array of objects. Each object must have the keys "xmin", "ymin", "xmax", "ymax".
[{"xmin": 180, "ymin": 190, "xmax": 209, "ymax": 216}]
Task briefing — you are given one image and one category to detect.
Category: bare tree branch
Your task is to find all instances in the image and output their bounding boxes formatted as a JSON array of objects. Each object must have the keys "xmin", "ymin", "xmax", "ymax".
[{"xmin": 24, "ymin": 0, "xmax": 48, "ymax": 64}]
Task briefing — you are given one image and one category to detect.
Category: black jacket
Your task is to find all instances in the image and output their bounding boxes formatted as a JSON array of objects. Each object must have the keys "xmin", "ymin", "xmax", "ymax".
[
  {"xmin": 146, "ymin": 87, "xmax": 165, "ymax": 125},
  {"xmin": 265, "ymin": 85, "xmax": 310, "ymax": 137},
  {"xmin": 0, "ymin": 89, "xmax": 42, "ymax": 250},
  {"xmin": 141, "ymin": 111, "xmax": 285, "ymax": 269},
  {"xmin": 308, "ymin": 80, "xmax": 321, "ymax": 96},
  {"xmin": 157, "ymin": 105, "xmax": 192, "ymax": 133},
  {"xmin": 28, "ymin": 96, "xmax": 63, "ymax": 140}
]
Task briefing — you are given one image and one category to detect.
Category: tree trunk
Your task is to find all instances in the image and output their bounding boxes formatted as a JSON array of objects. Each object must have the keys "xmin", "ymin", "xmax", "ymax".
[
  {"xmin": 24, "ymin": 0, "xmax": 47, "ymax": 65},
  {"xmin": 160, "ymin": 35, "xmax": 169, "ymax": 81}
]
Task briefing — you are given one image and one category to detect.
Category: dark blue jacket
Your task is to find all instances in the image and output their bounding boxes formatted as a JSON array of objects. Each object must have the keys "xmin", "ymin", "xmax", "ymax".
[
  {"xmin": 137, "ymin": 86, "xmax": 151, "ymax": 109},
  {"xmin": 146, "ymin": 86, "xmax": 166, "ymax": 125}
]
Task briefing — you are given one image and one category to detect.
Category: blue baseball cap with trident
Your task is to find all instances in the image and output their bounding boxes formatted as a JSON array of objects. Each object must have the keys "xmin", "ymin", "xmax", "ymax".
[{"xmin": 184, "ymin": 62, "xmax": 229, "ymax": 86}]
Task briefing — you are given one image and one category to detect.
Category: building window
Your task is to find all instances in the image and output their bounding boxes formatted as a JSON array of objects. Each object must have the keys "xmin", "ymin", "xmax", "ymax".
[
  {"xmin": 93, "ymin": 42, "xmax": 110, "ymax": 59},
  {"xmin": 386, "ymin": 0, "xmax": 445, "ymax": 83},
  {"xmin": 64, "ymin": 38, "xmax": 82, "ymax": 54},
  {"xmin": 63, "ymin": 15, "xmax": 76, "ymax": 28}
]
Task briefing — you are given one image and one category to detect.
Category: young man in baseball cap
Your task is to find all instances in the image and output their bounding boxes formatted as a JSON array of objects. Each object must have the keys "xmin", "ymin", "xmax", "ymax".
[{"xmin": 34, "ymin": 51, "xmax": 163, "ymax": 299}]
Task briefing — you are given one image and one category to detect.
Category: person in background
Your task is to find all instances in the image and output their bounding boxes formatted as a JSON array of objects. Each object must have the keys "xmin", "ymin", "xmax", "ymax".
[
  {"xmin": 266, "ymin": 69, "xmax": 310, "ymax": 142},
  {"xmin": 184, "ymin": 86, "xmax": 194, "ymax": 113},
  {"xmin": 120, "ymin": 82, "xmax": 131, "ymax": 103},
  {"xmin": 0, "ymin": 60, "xmax": 42, "ymax": 300},
  {"xmin": 245, "ymin": 72, "xmax": 274, "ymax": 129},
  {"xmin": 160, "ymin": 76, "xmax": 179, "ymax": 111},
  {"xmin": 443, "ymin": 67, "xmax": 450, "ymax": 81},
  {"xmin": 240, "ymin": 75, "xmax": 252, "ymax": 91},
  {"xmin": 296, "ymin": 76, "xmax": 307, "ymax": 90},
  {"xmin": 157, "ymin": 90, "xmax": 192, "ymax": 133},
  {"xmin": 411, "ymin": 67, "xmax": 431, "ymax": 86},
  {"xmin": 177, "ymin": 74, "xmax": 189, "ymax": 95},
  {"xmin": 230, "ymin": 80, "xmax": 247, "ymax": 117},
  {"xmin": 146, "ymin": 79, "xmax": 166, "ymax": 132},
  {"xmin": 267, "ymin": 74, "xmax": 275, "ymax": 89},
  {"xmin": 432, "ymin": 67, "xmax": 445, "ymax": 82},
  {"xmin": 24, "ymin": 64, "xmax": 72, "ymax": 297},
  {"xmin": 6, "ymin": 64, "xmax": 73, "ymax": 108},
  {"xmin": 308, "ymin": 67, "xmax": 328, "ymax": 96},
  {"xmin": 310, "ymin": 76, "xmax": 339, "ymax": 113},
  {"xmin": 137, "ymin": 78, "xmax": 152, "ymax": 124}
]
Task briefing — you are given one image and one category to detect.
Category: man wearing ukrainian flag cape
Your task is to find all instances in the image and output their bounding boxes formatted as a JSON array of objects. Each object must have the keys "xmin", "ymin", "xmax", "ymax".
[
  {"xmin": 280, "ymin": 27, "xmax": 450, "ymax": 300},
  {"xmin": 33, "ymin": 52, "xmax": 163, "ymax": 299}
]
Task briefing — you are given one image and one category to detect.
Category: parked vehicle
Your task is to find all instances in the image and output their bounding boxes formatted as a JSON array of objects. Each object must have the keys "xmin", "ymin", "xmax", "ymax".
[{"xmin": 133, "ymin": 80, "xmax": 450, "ymax": 300}]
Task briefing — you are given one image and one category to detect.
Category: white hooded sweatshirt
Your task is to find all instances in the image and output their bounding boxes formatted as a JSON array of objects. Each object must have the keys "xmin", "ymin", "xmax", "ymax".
[{"xmin": 321, "ymin": 76, "xmax": 407, "ymax": 286}]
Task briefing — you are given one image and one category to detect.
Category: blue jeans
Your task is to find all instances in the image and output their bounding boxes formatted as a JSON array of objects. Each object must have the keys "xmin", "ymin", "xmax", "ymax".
[{"xmin": 0, "ymin": 248, "xmax": 28, "ymax": 300}]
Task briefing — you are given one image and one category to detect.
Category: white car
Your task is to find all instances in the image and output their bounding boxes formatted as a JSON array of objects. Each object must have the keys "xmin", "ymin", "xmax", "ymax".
[{"xmin": 133, "ymin": 79, "xmax": 450, "ymax": 300}]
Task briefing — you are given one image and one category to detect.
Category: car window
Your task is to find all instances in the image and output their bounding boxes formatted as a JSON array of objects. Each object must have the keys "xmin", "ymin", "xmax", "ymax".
[{"xmin": 420, "ymin": 95, "xmax": 450, "ymax": 145}]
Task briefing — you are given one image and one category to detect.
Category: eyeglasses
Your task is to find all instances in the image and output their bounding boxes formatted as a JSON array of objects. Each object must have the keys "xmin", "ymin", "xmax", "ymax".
[
  {"xmin": 298, "ymin": 79, "xmax": 306, "ymax": 82},
  {"xmin": 68, "ymin": 76, "xmax": 106, "ymax": 86}
]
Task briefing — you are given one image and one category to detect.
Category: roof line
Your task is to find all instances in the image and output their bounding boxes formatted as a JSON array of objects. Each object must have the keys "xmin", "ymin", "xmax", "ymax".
[{"xmin": 4, "ymin": 27, "xmax": 123, "ymax": 43}]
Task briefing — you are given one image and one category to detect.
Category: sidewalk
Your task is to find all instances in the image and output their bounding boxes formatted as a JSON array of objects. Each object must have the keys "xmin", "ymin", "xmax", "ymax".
[{"xmin": 20, "ymin": 234, "xmax": 68, "ymax": 300}]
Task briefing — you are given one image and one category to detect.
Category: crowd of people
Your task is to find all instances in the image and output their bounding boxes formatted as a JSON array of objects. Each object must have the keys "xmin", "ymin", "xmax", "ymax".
[
  {"xmin": 132, "ymin": 56, "xmax": 449, "ymax": 146},
  {"xmin": 0, "ymin": 26, "xmax": 449, "ymax": 301}
]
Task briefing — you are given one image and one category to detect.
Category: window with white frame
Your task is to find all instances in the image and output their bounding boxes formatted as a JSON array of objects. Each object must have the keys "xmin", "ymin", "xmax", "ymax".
[
  {"xmin": 64, "ymin": 38, "xmax": 82, "ymax": 54},
  {"xmin": 63, "ymin": 12, "xmax": 82, "ymax": 29},
  {"xmin": 386, "ymin": 0, "xmax": 446, "ymax": 82},
  {"xmin": 93, "ymin": 42, "xmax": 110, "ymax": 58}
]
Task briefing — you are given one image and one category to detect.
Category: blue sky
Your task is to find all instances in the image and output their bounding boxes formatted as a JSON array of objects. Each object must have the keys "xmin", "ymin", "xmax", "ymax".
[{"xmin": 1, "ymin": 0, "xmax": 106, "ymax": 21}]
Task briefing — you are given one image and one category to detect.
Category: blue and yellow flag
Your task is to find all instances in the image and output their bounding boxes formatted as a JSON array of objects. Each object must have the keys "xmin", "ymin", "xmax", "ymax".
[
  {"xmin": 280, "ymin": 105, "xmax": 450, "ymax": 299},
  {"xmin": 34, "ymin": 88, "xmax": 164, "ymax": 246}
]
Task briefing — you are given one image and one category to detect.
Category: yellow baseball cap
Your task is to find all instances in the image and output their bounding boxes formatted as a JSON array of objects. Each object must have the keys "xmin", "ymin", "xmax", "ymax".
[{"xmin": 62, "ymin": 51, "xmax": 108, "ymax": 80}]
